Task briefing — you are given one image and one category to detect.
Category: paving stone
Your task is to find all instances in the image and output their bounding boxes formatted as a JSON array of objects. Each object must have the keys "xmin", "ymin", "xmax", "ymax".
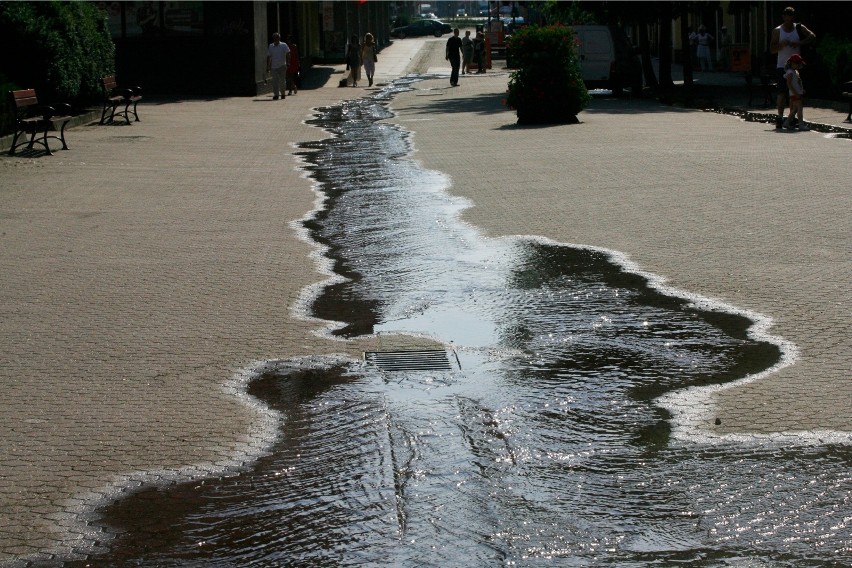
[{"xmin": 1, "ymin": 36, "xmax": 849, "ymax": 564}]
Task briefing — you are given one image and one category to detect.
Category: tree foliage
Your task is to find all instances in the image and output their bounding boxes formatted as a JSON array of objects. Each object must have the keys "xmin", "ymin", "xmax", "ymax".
[
  {"xmin": 817, "ymin": 35, "xmax": 852, "ymax": 89},
  {"xmin": 0, "ymin": 1, "xmax": 114, "ymax": 105}
]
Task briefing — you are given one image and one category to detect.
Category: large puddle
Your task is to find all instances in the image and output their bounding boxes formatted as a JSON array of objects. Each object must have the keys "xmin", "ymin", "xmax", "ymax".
[{"xmin": 65, "ymin": 79, "xmax": 851, "ymax": 566}]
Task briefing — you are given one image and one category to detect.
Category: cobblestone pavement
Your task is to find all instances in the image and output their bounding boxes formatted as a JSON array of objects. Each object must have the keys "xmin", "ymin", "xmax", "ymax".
[{"xmin": 1, "ymin": 36, "xmax": 849, "ymax": 564}]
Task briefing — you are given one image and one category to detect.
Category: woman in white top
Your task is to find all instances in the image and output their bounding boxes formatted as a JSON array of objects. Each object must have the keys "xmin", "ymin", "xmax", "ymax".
[
  {"xmin": 695, "ymin": 26, "xmax": 713, "ymax": 72},
  {"xmin": 361, "ymin": 33, "xmax": 377, "ymax": 87}
]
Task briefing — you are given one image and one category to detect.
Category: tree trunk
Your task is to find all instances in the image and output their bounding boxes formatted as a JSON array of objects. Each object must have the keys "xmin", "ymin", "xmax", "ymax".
[
  {"xmin": 679, "ymin": 12, "xmax": 693, "ymax": 86},
  {"xmin": 658, "ymin": 2, "xmax": 674, "ymax": 89},
  {"xmin": 639, "ymin": 21, "xmax": 659, "ymax": 90}
]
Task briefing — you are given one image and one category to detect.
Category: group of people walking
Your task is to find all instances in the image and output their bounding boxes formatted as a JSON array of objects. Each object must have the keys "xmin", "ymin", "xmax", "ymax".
[
  {"xmin": 269, "ymin": 6, "xmax": 814, "ymax": 132},
  {"xmin": 265, "ymin": 32, "xmax": 300, "ymax": 100},
  {"xmin": 345, "ymin": 32, "xmax": 379, "ymax": 87},
  {"xmin": 446, "ymin": 29, "xmax": 487, "ymax": 87},
  {"xmin": 345, "ymin": 27, "xmax": 487, "ymax": 90}
]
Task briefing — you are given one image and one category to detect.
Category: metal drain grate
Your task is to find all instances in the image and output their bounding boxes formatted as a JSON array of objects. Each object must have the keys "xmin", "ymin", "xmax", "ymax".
[{"xmin": 364, "ymin": 350, "xmax": 457, "ymax": 372}]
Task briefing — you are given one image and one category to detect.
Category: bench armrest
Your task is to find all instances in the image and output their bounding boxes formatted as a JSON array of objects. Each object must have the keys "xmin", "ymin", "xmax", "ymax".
[
  {"xmin": 114, "ymin": 87, "xmax": 142, "ymax": 98},
  {"xmin": 41, "ymin": 103, "xmax": 71, "ymax": 120}
]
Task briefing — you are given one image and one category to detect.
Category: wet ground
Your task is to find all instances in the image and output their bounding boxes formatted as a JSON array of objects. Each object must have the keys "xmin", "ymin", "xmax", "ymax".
[{"xmin": 62, "ymin": 79, "xmax": 851, "ymax": 567}]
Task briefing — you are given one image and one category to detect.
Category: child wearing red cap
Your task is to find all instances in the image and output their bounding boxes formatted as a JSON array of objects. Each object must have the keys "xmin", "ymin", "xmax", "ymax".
[{"xmin": 783, "ymin": 54, "xmax": 808, "ymax": 130}]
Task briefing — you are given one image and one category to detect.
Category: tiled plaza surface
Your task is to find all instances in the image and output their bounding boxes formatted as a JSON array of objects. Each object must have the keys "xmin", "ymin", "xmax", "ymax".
[{"xmin": 1, "ymin": 36, "xmax": 849, "ymax": 565}]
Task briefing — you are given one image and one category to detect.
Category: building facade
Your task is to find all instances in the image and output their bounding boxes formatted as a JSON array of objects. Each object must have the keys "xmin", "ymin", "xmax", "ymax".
[{"xmin": 100, "ymin": 1, "xmax": 391, "ymax": 96}]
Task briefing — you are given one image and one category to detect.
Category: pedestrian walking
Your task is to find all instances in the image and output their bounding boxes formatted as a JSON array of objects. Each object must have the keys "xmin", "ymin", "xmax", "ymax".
[
  {"xmin": 462, "ymin": 30, "xmax": 474, "ymax": 74},
  {"xmin": 696, "ymin": 26, "xmax": 714, "ymax": 72},
  {"xmin": 473, "ymin": 32, "xmax": 486, "ymax": 73},
  {"xmin": 770, "ymin": 6, "xmax": 815, "ymax": 129},
  {"xmin": 446, "ymin": 28, "xmax": 463, "ymax": 86},
  {"xmin": 286, "ymin": 35, "xmax": 300, "ymax": 95},
  {"xmin": 346, "ymin": 34, "xmax": 362, "ymax": 87},
  {"xmin": 783, "ymin": 54, "xmax": 808, "ymax": 130},
  {"xmin": 361, "ymin": 33, "xmax": 378, "ymax": 87},
  {"xmin": 266, "ymin": 32, "xmax": 290, "ymax": 100}
]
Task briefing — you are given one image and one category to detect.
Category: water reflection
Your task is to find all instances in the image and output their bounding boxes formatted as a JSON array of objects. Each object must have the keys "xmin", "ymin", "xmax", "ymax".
[{"xmin": 69, "ymin": 79, "xmax": 851, "ymax": 567}]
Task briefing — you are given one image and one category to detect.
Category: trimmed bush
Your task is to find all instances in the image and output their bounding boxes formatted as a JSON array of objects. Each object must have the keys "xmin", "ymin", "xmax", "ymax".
[{"xmin": 505, "ymin": 25, "xmax": 590, "ymax": 124}]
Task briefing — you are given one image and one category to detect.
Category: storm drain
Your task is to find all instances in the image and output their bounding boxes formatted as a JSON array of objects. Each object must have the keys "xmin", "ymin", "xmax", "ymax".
[{"xmin": 364, "ymin": 350, "xmax": 458, "ymax": 372}]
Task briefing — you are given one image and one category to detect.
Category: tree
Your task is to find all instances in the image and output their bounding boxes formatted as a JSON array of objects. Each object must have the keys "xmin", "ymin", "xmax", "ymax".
[{"xmin": 0, "ymin": 1, "xmax": 114, "ymax": 105}]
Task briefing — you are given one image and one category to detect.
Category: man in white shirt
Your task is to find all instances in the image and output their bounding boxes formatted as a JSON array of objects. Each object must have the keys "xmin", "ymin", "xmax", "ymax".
[
  {"xmin": 769, "ymin": 6, "xmax": 815, "ymax": 128},
  {"xmin": 266, "ymin": 32, "xmax": 291, "ymax": 100}
]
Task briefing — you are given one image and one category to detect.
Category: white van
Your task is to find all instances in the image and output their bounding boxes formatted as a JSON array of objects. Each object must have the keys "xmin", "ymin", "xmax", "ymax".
[{"xmin": 573, "ymin": 25, "xmax": 642, "ymax": 95}]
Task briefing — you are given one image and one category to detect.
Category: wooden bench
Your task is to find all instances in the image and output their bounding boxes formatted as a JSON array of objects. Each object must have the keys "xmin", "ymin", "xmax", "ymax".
[
  {"xmin": 100, "ymin": 75, "xmax": 142, "ymax": 125},
  {"xmin": 7, "ymin": 89, "xmax": 71, "ymax": 156},
  {"xmin": 843, "ymin": 80, "xmax": 852, "ymax": 123}
]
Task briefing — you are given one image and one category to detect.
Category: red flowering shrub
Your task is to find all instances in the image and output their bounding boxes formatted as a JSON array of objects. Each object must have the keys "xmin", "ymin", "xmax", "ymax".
[{"xmin": 505, "ymin": 25, "xmax": 590, "ymax": 124}]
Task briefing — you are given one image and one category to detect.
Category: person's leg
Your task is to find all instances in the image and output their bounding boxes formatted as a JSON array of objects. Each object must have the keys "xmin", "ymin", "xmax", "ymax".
[
  {"xmin": 775, "ymin": 68, "xmax": 787, "ymax": 128},
  {"xmin": 798, "ymin": 101, "xmax": 807, "ymax": 129},
  {"xmin": 281, "ymin": 65, "xmax": 287, "ymax": 99},
  {"xmin": 784, "ymin": 99, "xmax": 797, "ymax": 128},
  {"xmin": 271, "ymin": 67, "xmax": 281, "ymax": 99}
]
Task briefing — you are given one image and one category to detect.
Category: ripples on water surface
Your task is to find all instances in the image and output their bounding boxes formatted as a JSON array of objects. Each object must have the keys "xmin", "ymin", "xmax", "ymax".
[{"xmin": 73, "ymin": 79, "xmax": 851, "ymax": 567}]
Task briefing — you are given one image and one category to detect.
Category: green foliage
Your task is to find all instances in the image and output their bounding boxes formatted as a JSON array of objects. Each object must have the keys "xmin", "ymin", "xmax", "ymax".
[
  {"xmin": 505, "ymin": 25, "xmax": 591, "ymax": 124},
  {"xmin": 816, "ymin": 34, "xmax": 852, "ymax": 88},
  {"xmin": 541, "ymin": 1, "xmax": 596, "ymax": 25},
  {"xmin": 0, "ymin": 1, "xmax": 114, "ymax": 105}
]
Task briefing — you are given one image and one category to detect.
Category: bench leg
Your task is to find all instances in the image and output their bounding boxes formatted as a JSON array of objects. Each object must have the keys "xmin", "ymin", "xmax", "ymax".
[
  {"xmin": 41, "ymin": 129, "xmax": 55, "ymax": 156},
  {"xmin": 100, "ymin": 102, "xmax": 111, "ymax": 124},
  {"xmin": 56, "ymin": 120, "xmax": 70, "ymax": 150},
  {"xmin": 846, "ymin": 100, "xmax": 851, "ymax": 123},
  {"xmin": 121, "ymin": 101, "xmax": 132, "ymax": 125},
  {"xmin": 25, "ymin": 130, "xmax": 39, "ymax": 151},
  {"xmin": 131, "ymin": 100, "xmax": 140, "ymax": 122},
  {"xmin": 7, "ymin": 130, "xmax": 24, "ymax": 156}
]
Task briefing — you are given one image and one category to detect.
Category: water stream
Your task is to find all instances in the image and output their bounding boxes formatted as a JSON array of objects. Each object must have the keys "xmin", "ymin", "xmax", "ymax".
[{"xmin": 66, "ymin": 78, "xmax": 851, "ymax": 567}]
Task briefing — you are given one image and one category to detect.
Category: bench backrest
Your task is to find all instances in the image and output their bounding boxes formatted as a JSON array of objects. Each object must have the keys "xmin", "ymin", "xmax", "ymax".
[
  {"xmin": 102, "ymin": 75, "xmax": 118, "ymax": 92},
  {"xmin": 10, "ymin": 89, "xmax": 39, "ymax": 110}
]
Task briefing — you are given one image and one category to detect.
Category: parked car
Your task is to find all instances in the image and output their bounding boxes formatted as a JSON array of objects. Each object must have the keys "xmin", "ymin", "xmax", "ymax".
[
  {"xmin": 456, "ymin": 8, "xmax": 467, "ymax": 17},
  {"xmin": 391, "ymin": 19, "xmax": 452, "ymax": 39},
  {"xmin": 572, "ymin": 25, "xmax": 642, "ymax": 95}
]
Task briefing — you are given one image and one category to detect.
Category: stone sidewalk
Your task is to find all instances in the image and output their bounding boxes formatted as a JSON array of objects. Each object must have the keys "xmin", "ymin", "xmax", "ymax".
[
  {"xmin": 401, "ymin": 38, "xmax": 851, "ymax": 441},
  {"xmin": 1, "ymin": 36, "xmax": 850, "ymax": 565}
]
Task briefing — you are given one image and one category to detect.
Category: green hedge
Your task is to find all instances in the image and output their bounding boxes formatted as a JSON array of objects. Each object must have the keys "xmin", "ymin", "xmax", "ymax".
[
  {"xmin": 816, "ymin": 34, "xmax": 852, "ymax": 90},
  {"xmin": 505, "ymin": 25, "xmax": 590, "ymax": 124},
  {"xmin": 0, "ymin": 1, "xmax": 114, "ymax": 111}
]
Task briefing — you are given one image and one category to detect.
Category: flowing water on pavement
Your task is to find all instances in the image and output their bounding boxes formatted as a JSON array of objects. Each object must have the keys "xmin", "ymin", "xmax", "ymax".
[{"xmin": 68, "ymin": 79, "xmax": 851, "ymax": 567}]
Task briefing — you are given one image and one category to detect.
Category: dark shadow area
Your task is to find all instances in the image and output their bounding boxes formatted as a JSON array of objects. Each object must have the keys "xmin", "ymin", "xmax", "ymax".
[{"xmin": 298, "ymin": 66, "xmax": 344, "ymax": 90}]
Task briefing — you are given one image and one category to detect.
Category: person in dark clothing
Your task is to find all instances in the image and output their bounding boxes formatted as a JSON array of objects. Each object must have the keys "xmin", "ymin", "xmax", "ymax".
[
  {"xmin": 446, "ymin": 28, "xmax": 463, "ymax": 86},
  {"xmin": 473, "ymin": 32, "xmax": 486, "ymax": 73},
  {"xmin": 346, "ymin": 34, "xmax": 362, "ymax": 87}
]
